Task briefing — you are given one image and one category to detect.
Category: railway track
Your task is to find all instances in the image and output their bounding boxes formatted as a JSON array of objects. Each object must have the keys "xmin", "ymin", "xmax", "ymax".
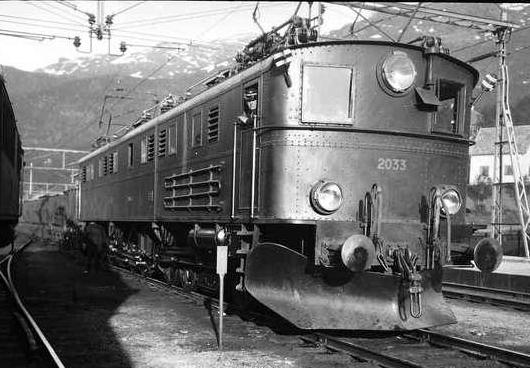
[
  {"xmin": 443, "ymin": 282, "xmax": 530, "ymax": 311},
  {"xmin": 111, "ymin": 262, "xmax": 530, "ymax": 368},
  {"xmin": 0, "ymin": 237, "xmax": 65, "ymax": 368}
]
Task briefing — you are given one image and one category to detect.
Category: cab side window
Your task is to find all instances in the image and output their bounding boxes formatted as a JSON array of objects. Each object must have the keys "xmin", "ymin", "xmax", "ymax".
[{"xmin": 432, "ymin": 79, "xmax": 464, "ymax": 135}]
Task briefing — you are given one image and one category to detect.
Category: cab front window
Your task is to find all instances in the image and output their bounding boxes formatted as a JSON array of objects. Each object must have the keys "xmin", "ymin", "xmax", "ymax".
[{"xmin": 302, "ymin": 64, "xmax": 355, "ymax": 124}]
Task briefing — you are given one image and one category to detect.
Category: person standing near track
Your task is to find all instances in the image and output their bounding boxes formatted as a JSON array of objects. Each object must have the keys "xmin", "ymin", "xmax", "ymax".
[{"xmin": 83, "ymin": 222, "xmax": 108, "ymax": 274}]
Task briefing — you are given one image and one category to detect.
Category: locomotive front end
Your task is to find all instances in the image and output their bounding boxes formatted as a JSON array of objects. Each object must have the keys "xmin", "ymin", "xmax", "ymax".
[{"xmin": 244, "ymin": 40, "xmax": 481, "ymax": 330}]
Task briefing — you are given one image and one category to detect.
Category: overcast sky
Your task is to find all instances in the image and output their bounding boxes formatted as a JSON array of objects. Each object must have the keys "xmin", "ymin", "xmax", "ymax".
[{"xmin": 0, "ymin": 1, "xmax": 354, "ymax": 71}]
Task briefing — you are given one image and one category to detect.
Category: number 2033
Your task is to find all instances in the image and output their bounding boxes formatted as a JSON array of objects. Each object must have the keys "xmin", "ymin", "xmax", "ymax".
[{"xmin": 377, "ymin": 158, "xmax": 407, "ymax": 171}]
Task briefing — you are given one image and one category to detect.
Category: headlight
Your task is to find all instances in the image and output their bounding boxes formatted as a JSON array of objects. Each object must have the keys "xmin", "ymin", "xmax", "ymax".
[
  {"xmin": 381, "ymin": 51, "xmax": 416, "ymax": 93},
  {"xmin": 441, "ymin": 189, "xmax": 462, "ymax": 215},
  {"xmin": 310, "ymin": 181, "xmax": 343, "ymax": 215}
]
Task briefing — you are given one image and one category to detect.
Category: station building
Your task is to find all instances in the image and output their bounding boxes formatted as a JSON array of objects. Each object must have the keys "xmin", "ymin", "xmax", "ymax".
[{"xmin": 469, "ymin": 125, "xmax": 530, "ymax": 184}]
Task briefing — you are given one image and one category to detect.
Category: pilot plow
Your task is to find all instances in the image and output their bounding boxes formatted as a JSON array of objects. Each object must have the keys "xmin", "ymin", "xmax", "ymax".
[{"xmin": 245, "ymin": 243, "xmax": 456, "ymax": 330}]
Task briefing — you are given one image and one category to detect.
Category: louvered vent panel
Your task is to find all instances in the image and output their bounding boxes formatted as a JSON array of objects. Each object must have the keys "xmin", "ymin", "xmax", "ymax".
[
  {"xmin": 147, "ymin": 134, "xmax": 155, "ymax": 161},
  {"xmin": 158, "ymin": 129, "xmax": 167, "ymax": 156},
  {"xmin": 207, "ymin": 106, "xmax": 219, "ymax": 143}
]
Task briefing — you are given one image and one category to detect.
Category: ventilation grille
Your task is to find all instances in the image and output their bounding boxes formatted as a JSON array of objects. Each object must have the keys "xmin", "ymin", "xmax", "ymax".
[
  {"xmin": 158, "ymin": 129, "xmax": 167, "ymax": 156},
  {"xmin": 207, "ymin": 105, "xmax": 219, "ymax": 143},
  {"xmin": 147, "ymin": 134, "xmax": 155, "ymax": 161}
]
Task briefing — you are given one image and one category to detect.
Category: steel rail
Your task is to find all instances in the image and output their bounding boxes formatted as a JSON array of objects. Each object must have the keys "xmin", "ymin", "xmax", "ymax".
[
  {"xmin": 2, "ymin": 239, "xmax": 66, "ymax": 368},
  {"xmin": 109, "ymin": 261, "xmax": 530, "ymax": 367},
  {"xmin": 443, "ymin": 282, "xmax": 530, "ymax": 311},
  {"xmin": 408, "ymin": 329, "xmax": 530, "ymax": 368},
  {"xmin": 301, "ymin": 333, "xmax": 423, "ymax": 368}
]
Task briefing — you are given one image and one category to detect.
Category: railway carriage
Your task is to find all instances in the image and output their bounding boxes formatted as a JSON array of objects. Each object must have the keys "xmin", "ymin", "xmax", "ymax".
[
  {"xmin": 0, "ymin": 75, "xmax": 23, "ymax": 248},
  {"xmin": 77, "ymin": 20, "xmax": 499, "ymax": 330}
]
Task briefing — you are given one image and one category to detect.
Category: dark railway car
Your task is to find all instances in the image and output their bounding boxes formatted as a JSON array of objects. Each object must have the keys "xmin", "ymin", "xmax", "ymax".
[
  {"xmin": 0, "ymin": 75, "xmax": 23, "ymax": 247},
  {"xmin": 77, "ymin": 18, "xmax": 499, "ymax": 330}
]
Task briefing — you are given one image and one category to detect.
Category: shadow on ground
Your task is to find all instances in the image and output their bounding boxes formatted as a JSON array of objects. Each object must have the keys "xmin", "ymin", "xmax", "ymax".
[{"xmin": 14, "ymin": 242, "xmax": 137, "ymax": 368}]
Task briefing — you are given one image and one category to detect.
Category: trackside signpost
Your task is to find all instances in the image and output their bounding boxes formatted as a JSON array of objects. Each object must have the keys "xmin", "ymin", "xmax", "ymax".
[{"xmin": 216, "ymin": 245, "xmax": 228, "ymax": 351}]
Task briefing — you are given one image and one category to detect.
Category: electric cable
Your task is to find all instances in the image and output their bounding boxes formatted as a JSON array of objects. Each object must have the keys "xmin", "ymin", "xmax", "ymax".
[
  {"xmin": 0, "ymin": 19, "xmax": 87, "ymax": 33},
  {"xmin": 0, "ymin": 28, "xmax": 73, "ymax": 41},
  {"xmin": 0, "ymin": 14, "xmax": 83, "ymax": 27},
  {"xmin": 25, "ymin": 1, "xmax": 86, "ymax": 26},
  {"xmin": 43, "ymin": 1, "xmax": 88, "ymax": 24},
  {"xmin": 113, "ymin": 2, "xmax": 283, "ymax": 29},
  {"xmin": 108, "ymin": 2, "xmax": 147, "ymax": 19},
  {"xmin": 111, "ymin": 31, "xmax": 222, "ymax": 51},
  {"xmin": 52, "ymin": 0, "xmax": 94, "ymax": 18}
]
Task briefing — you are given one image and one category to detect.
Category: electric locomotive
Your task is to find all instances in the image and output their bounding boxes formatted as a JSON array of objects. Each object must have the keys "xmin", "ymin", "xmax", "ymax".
[
  {"xmin": 0, "ymin": 75, "xmax": 23, "ymax": 248},
  {"xmin": 77, "ymin": 18, "xmax": 500, "ymax": 330}
]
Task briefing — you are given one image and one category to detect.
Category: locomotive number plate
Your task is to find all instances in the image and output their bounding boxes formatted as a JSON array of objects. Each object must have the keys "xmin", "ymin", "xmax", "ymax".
[{"xmin": 377, "ymin": 158, "xmax": 407, "ymax": 171}]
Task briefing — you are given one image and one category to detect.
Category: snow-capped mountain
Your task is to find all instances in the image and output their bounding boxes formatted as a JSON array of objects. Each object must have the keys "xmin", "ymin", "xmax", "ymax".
[
  {"xmin": 5, "ymin": 2, "xmax": 530, "ymax": 152},
  {"xmin": 36, "ymin": 41, "xmax": 242, "ymax": 79}
]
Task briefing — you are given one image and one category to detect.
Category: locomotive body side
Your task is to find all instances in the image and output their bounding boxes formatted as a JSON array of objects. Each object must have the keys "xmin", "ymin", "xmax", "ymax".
[
  {"xmin": 0, "ymin": 77, "xmax": 23, "ymax": 247},
  {"xmin": 78, "ymin": 57, "xmax": 274, "ymax": 225}
]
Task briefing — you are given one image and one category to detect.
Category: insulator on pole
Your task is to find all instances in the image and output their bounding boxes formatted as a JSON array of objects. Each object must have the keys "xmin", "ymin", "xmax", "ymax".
[
  {"xmin": 481, "ymin": 73, "xmax": 498, "ymax": 91},
  {"xmin": 73, "ymin": 36, "xmax": 81, "ymax": 48}
]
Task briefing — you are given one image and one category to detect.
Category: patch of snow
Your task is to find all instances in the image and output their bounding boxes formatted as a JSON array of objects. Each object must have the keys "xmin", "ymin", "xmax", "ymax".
[
  {"xmin": 369, "ymin": 34, "xmax": 382, "ymax": 39},
  {"xmin": 112, "ymin": 53, "xmax": 146, "ymax": 65},
  {"xmin": 130, "ymin": 71, "xmax": 143, "ymax": 78},
  {"xmin": 41, "ymin": 68, "xmax": 67, "ymax": 75}
]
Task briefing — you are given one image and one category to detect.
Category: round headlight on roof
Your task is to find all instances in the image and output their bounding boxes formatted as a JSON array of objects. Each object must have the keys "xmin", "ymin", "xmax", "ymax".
[
  {"xmin": 381, "ymin": 51, "xmax": 417, "ymax": 93},
  {"xmin": 441, "ymin": 188, "xmax": 462, "ymax": 215},
  {"xmin": 310, "ymin": 180, "xmax": 343, "ymax": 215}
]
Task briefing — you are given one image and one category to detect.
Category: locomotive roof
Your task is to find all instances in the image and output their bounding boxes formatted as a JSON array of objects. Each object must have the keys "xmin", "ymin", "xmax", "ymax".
[{"xmin": 78, "ymin": 40, "xmax": 478, "ymax": 164}]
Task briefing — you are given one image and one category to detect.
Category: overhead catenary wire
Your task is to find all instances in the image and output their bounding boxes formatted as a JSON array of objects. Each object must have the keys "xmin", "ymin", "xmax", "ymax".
[
  {"xmin": 0, "ymin": 28, "xmax": 74, "ymax": 41},
  {"xmin": 52, "ymin": 0, "xmax": 94, "ymax": 18},
  {"xmin": 114, "ymin": 4, "xmax": 258, "ymax": 27},
  {"xmin": 108, "ymin": 1, "xmax": 147, "ymax": 19},
  {"xmin": 25, "ymin": 1, "xmax": 86, "ymax": 26},
  {"xmin": 348, "ymin": 6, "xmax": 396, "ymax": 42},
  {"xmin": 113, "ymin": 2, "xmax": 284, "ymax": 30},
  {"xmin": 0, "ymin": 19, "xmax": 87, "ymax": 33},
  {"xmin": 397, "ymin": 2, "xmax": 422, "ymax": 43},
  {"xmin": 42, "ymin": 1, "xmax": 89, "ymax": 24},
  {"xmin": 0, "ymin": 13, "xmax": 84, "ymax": 27},
  {"xmin": 111, "ymin": 31, "xmax": 222, "ymax": 52},
  {"xmin": 112, "ymin": 28, "xmax": 219, "ymax": 46},
  {"xmin": 108, "ymin": 54, "xmax": 179, "ymax": 112},
  {"xmin": 198, "ymin": 9, "xmax": 238, "ymax": 39}
]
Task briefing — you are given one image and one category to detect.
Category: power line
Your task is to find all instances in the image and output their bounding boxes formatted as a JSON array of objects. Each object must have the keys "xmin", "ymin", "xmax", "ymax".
[
  {"xmin": 0, "ymin": 19, "xmax": 87, "ymax": 33},
  {"xmin": 25, "ymin": 1, "xmax": 85, "ymax": 25},
  {"xmin": 109, "ymin": 54, "xmax": 180, "ymax": 112},
  {"xmin": 74, "ymin": 73, "xmax": 122, "ymax": 134},
  {"xmin": 0, "ymin": 28, "xmax": 74, "ymax": 41},
  {"xmin": 198, "ymin": 9, "xmax": 238, "ymax": 39},
  {"xmin": 108, "ymin": 1, "xmax": 147, "ymax": 19},
  {"xmin": 52, "ymin": 0, "xmax": 94, "ymax": 18},
  {"xmin": 43, "ymin": 1, "xmax": 89, "ymax": 24},
  {"xmin": 113, "ymin": 2, "xmax": 283, "ymax": 29},
  {"xmin": 453, "ymin": 24, "xmax": 530, "ymax": 54},
  {"xmin": 111, "ymin": 30, "xmax": 221, "ymax": 51},
  {"xmin": 0, "ymin": 14, "xmax": 83, "ymax": 27}
]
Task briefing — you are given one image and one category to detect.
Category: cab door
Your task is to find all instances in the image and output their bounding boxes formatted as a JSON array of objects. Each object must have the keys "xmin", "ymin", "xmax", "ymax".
[{"xmin": 236, "ymin": 79, "xmax": 260, "ymax": 218}]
